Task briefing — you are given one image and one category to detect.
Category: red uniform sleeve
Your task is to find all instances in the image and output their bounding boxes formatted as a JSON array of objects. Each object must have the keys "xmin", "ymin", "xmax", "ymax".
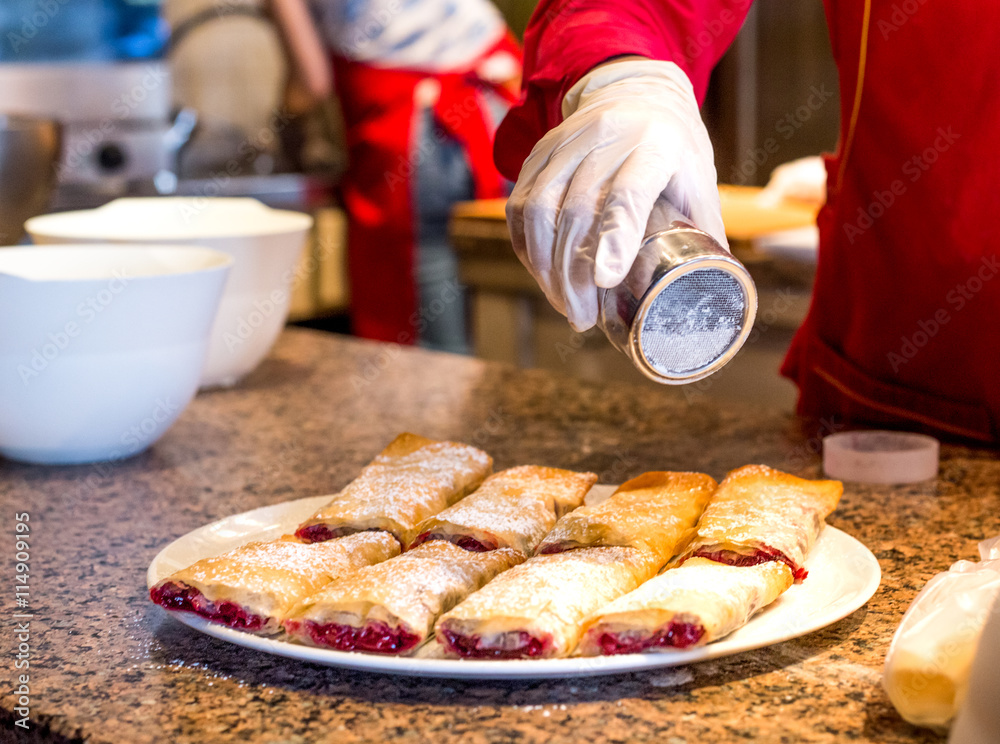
[{"xmin": 494, "ymin": 0, "xmax": 753, "ymax": 180}]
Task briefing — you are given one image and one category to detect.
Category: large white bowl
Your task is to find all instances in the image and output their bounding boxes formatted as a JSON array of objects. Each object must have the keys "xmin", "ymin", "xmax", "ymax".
[
  {"xmin": 0, "ymin": 245, "xmax": 232, "ymax": 465},
  {"xmin": 26, "ymin": 197, "xmax": 313, "ymax": 387}
]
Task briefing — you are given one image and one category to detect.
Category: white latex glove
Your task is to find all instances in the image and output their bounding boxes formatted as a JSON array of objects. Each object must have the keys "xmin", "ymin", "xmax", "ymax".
[
  {"xmin": 757, "ymin": 155, "xmax": 827, "ymax": 207},
  {"xmin": 506, "ymin": 59, "xmax": 727, "ymax": 332}
]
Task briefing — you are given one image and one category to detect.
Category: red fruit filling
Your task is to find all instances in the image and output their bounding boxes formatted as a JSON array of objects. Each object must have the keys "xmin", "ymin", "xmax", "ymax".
[
  {"xmin": 286, "ymin": 619, "xmax": 421, "ymax": 654},
  {"xmin": 536, "ymin": 543, "xmax": 564, "ymax": 555},
  {"xmin": 410, "ymin": 531, "xmax": 497, "ymax": 552},
  {"xmin": 295, "ymin": 524, "xmax": 402, "ymax": 547},
  {"xmin": 439, "ymin": 629, "xmax": 553, "ymax": 659},
  {"xmin": 595, "ymin": 621, "xmax": 706, "ymax": 655},
  {"xmin": 150, "ymin": 582, "xmax": 268, "ymax": 632},
  {"xmin": 691, "ymin": 546, "xmax": 808, "ymax": 582},
  {"xmin": 294, "ymin": 524, "xmax": 344, "ymax": 543}
]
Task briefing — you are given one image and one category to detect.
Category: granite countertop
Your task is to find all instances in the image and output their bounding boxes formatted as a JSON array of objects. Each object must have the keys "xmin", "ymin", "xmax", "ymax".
[{"xmin": 2, "ymin": 328, "xmax": 997, "ymax": 743}]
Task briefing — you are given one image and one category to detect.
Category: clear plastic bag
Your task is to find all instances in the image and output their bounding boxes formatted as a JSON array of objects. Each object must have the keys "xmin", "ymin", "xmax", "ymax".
[{"xmin": 883, "ymin": 536, "xmax": 1000, "ymax": 729}]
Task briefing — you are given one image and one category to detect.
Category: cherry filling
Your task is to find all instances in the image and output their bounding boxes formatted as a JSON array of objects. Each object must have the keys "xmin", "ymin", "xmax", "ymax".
[
  {"xmin": 287, "ymin": 619, "xmax": 421, "ymax": 654},
  {"xmin": 294, "ymin": 524, "xmax": 341, "ymax": 543},
  {"xmin": 439, "ymin": 629, "xmax": 553, "ymax": 659},
  {"xmin": 595, "ymin": 621, "xmax": 706, "ymax": 655},
  {"xmin": 536, "ymin": 544, "xmax": 565, "ymax": 555},
  {"xmin": 691, "ymin": 546, "xmax": 808, "ymax": 582},
  {"xmin": 410, "ymin": 531, "xmax": 497, "ymax": 552},
  {"xmin": 295, "ymin": 525, "xmax": 402, "ymax": 548},
  {"xmin": 149, "ymin": 582, "xmax": 268, "ymax": 632}
]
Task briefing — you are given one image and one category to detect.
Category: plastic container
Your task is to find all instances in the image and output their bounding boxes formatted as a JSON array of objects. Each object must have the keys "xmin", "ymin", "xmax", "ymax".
[{"xmin": 823, "ymin": 430, "xmax": 939, "ymax": 484}]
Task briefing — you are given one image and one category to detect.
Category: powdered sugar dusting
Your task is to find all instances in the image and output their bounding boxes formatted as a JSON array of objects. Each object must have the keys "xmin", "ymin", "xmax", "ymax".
[
  {"xmin": 437, "ymin": 547, "xmax": 660, "ymax": 657},
  {"xmin": 287, "ymin": 541, "xmax": 524, "ymax": 643},
  {"xmin": 536, "ymin": 471, "xmax": 715, "ymax": 561},
  {"xmin": 157, "ymin": 532, "xmax": 399, "ymax": 620},
  {"xmin": 301, "ymin": 437, "xmax": 493, "ymax": 543},
  {"xmin": 413, "ymin": 465, "xmax": 597, "ymax": 554},
  {"xmin": 684, "ymin": 464, "xmax": 842, "ymax": 570}
]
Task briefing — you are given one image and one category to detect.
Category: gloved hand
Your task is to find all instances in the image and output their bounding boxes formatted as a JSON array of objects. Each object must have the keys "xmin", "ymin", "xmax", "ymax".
[{"xmin": 506, "ymin": 59, "xmax": 727, "ymax": 331}]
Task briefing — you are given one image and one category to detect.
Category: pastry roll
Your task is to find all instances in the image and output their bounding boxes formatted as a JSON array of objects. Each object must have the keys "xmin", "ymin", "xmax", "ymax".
[
  {"xmin": 283, "ymin": 541, "xmax": 524, "ymax": 655},
  {"xmin": 294, "ymin": 433, "xmax": 493, "ymax": 546},
  {"xmin": 149, "ymin": 532, "xmax": 399, "ymax": 634},
  {"xmin": 409, "ymin": 465, "xmax": 598, "ymax": 554},
  {"xmin": 679, "ymin": 464, "xmax": 842, "ymax": 582},
  {"xmin": 578, "ymin": 557, "xmax": 794, "ymax": 656},
  {"xmin": 435, "ymin": 547, "xmax": 660, "ymax": 659},
  {"xmin": 535, "ymin": 471, "xmax": 716, "ymax": 563}
]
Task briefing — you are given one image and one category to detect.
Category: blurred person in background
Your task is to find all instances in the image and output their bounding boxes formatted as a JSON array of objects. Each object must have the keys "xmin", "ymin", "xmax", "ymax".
[
  {"xmin": 494, "ymin": 0, "xmax": 1000, "ymax": 445},
  {"xmin": 269, "ymin": 0, "xmax": 521, "ymax": 352}
]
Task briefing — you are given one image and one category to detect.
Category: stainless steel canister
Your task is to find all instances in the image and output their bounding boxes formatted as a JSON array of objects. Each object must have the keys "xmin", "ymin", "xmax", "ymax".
[{"xmin": 596, "ymin": 208, "xmax": 758, "ymax": 385}]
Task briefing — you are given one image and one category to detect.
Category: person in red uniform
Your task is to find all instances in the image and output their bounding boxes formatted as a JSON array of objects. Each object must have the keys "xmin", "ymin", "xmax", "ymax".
[
  {"xmin": 495, "ymin": 0, "xmax": 1000, "ymax": 445},
  {"xmin": 270, "ymin": 0, "xmax": 520, "ymax": 350}
]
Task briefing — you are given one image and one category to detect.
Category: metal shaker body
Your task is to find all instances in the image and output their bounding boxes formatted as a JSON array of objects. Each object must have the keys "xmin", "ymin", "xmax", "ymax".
[{"xmin": 596, "ymin": 216, "xmax": 758, "ymax": 385}]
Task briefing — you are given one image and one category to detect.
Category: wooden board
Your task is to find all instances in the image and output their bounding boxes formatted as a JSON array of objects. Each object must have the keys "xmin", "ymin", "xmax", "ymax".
[{"xmin": 449, "ymin": 186, "xmax": 820, "ymax": 245}]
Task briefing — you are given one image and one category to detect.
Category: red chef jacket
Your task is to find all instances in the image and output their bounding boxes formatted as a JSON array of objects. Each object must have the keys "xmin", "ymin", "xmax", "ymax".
[{"xmin": 495, "ymin": 0, "xmax": 1000, "ymax": 445}]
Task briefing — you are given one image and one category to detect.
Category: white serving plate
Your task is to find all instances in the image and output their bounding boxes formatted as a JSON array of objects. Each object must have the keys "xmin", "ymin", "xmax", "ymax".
[{"xmin": 147, "ymin": 487, "xmax": 881, "ymax": 679}]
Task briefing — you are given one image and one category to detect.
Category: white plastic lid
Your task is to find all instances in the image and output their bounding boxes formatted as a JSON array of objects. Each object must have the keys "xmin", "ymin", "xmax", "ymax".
[{"xmin": 823, "ymin": 430, "xmax": 939, "ymax": 484}]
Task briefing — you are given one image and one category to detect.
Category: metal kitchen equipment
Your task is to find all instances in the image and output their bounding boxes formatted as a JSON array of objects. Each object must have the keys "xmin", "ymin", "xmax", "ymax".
[
  {"xmin": 0, "ymin": 114, "xmax": 61, "ymax": 244},
  {"xmin": 597, "ymin": 202, "xmax": 757, "ymax": 384},
  {"xmin": 0, "ymin": 62, "xmax": 184, "ymax": 187},
  {"xmin": 0, "ymin": 0, "xmax": 175, "ymax": 189}
]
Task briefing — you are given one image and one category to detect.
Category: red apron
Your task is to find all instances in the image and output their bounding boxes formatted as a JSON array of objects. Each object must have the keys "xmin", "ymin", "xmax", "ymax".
[
  {"xmin": 333, "ymin": 34, "xmax": 520, "ymax": 344},
  {"xmin": 781, "ymin": 0, "xmax": 1000, "ymax": 444}
]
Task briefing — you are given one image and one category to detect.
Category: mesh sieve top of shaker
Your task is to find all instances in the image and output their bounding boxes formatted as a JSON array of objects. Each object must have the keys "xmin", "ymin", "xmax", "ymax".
[{"xmin": 637, "ymin": 267, "xmax": 748, "ymax": 378}]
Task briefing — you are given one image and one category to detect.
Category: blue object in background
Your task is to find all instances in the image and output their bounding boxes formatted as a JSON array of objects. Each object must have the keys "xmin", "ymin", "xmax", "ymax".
[{"xmin": 0, "ymin": 0, "xmax": 168, "ymax": 62}]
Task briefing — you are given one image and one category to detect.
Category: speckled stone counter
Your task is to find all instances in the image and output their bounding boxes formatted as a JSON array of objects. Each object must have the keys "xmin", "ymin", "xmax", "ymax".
[{"xmin": 2, "ymin": 328, "xmax": 998, "ymax": 744}]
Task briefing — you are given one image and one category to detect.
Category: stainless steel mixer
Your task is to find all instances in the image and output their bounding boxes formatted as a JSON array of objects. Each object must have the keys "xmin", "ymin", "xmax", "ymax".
[{"xmin": 0, "ymin": 115, "xmax": 60, "ymax": 245}]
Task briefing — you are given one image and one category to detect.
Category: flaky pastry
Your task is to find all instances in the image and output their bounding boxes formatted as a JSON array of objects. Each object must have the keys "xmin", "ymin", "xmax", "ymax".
[
  {"xmin": 295, "ymin": 433, "xmax": 492, "ymax": 546},
  {"xmin": 678, "ymin": 464, "xmax": 841, "ymax": 581},
  {"xmin": 410, "ymin": 465, "xmax": 597, "ymax": 554},
  {"xmin": 536, "ymin": 471, "xmax": 716, "ymax": 563},
  {"xmin": 578, "ymin": 557, "xmax": 793, "ymax": 655},
  {"xmin": 149, "ymin": 532, "xmax": 400, "ymax": 634},
  {"xmin": 435, "ymin": 546, "xmax": 660, "ymax": 659},
  {"xmin": 284, "ymin": 540, "xmax": 524, "ymax": 654}
]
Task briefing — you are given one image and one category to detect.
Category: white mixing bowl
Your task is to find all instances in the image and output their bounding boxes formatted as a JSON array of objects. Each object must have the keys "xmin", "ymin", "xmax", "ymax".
[
  {"xmin": 0, "ymin": 245, "xmax": 232, "ymax": 465},
  {"xmin": 26, "ymin": 197, "xmax": 313, "ymax": 387}
]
